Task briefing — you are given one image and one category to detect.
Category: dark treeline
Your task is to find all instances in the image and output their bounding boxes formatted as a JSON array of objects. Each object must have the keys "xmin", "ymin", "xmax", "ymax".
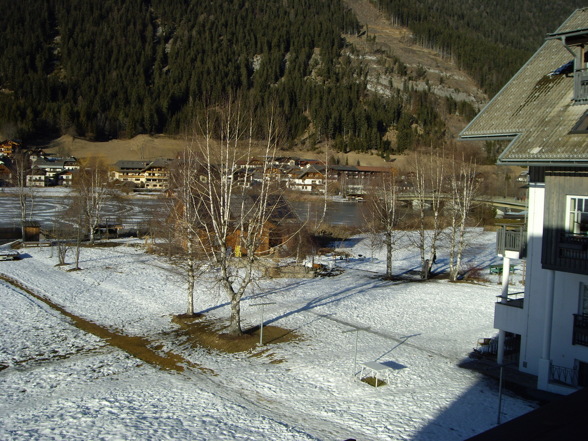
[
  {"xmin": 373, "ymin": 0, "xmax": 586, "ymax": 96},
  {"xmin": 0, "ymin": 0, "xmax": 378, "ymax": 149}
]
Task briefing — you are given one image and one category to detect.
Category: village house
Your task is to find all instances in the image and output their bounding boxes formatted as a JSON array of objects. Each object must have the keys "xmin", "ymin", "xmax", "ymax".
[
  {"xmin": 27, "ymin": 156, "xmax": 79, "ymax": 187},
  {"xmin": 460, "ymin": 8, "xmax": 588, "ymax": 394},
  {"xmin": 172, "ymin": 191, "xmax": 301, "ymax": 257},
  {"xmin": 0, "ymin": 139, "xmax": 20, "ymax": 157},
  {"xmin": 225, "ymin": 193, "xmax": 301, "ymax": 255},
  {"xmin": 330, "ymin": 165, "xmax": 395, "ymax": 196},
  {"xmin": 288, "ymin": 165, "xmax": 327, "ymax": 193},
  {"xmin": 26, "ymin": 169, "xmax": 48, "ymax": 187},
  {"xmin": 111, "ymin": 159, "xmax": 171, "ymax": 190}
]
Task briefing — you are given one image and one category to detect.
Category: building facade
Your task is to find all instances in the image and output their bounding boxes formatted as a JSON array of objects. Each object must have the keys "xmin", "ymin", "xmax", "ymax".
[{"xmin": 460, "ymin": 8, "xmax": 588, "ymax": 394}]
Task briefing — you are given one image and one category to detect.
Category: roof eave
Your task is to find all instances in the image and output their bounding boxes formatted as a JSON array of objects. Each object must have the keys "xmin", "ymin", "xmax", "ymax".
[
  {"xmin": 497, "ymin": 158, "xmax": 588, "ymax": 167},
  {"xmin": 459, "ymin": 133, "xmax": 518, "ymax": 142}
]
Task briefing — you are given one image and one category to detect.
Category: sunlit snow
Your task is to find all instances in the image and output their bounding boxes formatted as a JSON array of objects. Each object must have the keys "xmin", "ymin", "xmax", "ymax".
[{"xmin": 0, "ymin": 229, "xmax": 535, "ymax": 440}]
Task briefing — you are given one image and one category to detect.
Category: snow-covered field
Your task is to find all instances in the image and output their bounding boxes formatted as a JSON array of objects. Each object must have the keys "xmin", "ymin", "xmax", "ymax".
[{"xmin": 0, "ymin": 230, "xmax": 535, "ymax": 440}]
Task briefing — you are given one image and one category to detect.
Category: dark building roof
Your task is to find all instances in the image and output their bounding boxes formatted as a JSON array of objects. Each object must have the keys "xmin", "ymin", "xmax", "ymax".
[
  {"xmin": 113, "ymin": 159, "xmax": 171, "ymax": 172},
  {"xmin": 460, "ymin": 8, "xmax": 588, "ymax": 166}
]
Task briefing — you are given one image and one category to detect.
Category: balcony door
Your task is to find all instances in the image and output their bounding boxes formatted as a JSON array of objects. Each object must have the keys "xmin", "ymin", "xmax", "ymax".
[{"xmin": 578, "ymin": 361, "xmax": 588, "ymax": 387}]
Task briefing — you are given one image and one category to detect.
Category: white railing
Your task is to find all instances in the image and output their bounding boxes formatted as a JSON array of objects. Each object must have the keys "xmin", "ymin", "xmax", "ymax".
[{"xmin": 549, "ymin": 364, "xmax": 578, "ymax": 387}]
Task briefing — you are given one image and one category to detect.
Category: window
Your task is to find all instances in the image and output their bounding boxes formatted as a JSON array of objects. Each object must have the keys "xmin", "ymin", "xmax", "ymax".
[{"xmin": 568, "ymin": 196, "xmax": 588, "ymax": 235}]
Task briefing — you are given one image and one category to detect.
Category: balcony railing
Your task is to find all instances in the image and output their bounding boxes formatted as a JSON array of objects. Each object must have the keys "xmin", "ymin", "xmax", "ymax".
[
  {"xmin": 558, "ymin": 234, "xmax": 588, "ymax": 261},
  {"xmin": 496, "ymin": 292, "xmax": 524, "ymax": 308},
  {"xmin": 550, "ymin": 363, "xmax": 578, "ymax": 387},
  {"xmin": 496, "ymin": 226, "xmax": 526, "ymax": 257},
  {"xmin": 573, "ymin": 67, "xmax": 588, "ymax": 104},
  {"xmin": 573, "ymin": 314, "xmax": 588, "ymax": 346}
]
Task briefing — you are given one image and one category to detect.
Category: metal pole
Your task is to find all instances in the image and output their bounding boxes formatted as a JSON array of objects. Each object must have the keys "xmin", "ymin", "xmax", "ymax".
[
  {"xmin": 497, "ymin": 365, "xmax": 504, "ymax": 425},
  {"xmin": 251, "ymin": 302, "xmax": 276, "ymax": 346},
  {"xmin": 342, "ymin": 326, "xmax": 369, "ymax": 376},
  {"xmin": 259, "ymin": 304, "xmax": 264, "ymax": 346},
  {"xmin": 354, "ymin": 329, "xmax": 359, "ymax": 375}
]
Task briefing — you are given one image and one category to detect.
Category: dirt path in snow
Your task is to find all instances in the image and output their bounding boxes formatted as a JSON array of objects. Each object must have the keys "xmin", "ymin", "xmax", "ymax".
[{"xmin": 0, "ymin": 273, "xmax": 203, "ymax": 373}]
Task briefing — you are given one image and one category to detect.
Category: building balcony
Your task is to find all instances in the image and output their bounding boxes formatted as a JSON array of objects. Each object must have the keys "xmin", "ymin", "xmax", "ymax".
[
  {"xmin": 496, "ymin": 225, "xmax": 526, "ymax": 259},
  {"xmin": 494, "ymin": 294, "xmax": 526, "ymax": 335},
  {"xmin": 573, "ymin": 314, "xmax": 588, "ymax": 347},
  {"xmin": 496, "ymin": 292, "xmax": 524, "ymax": 308}
]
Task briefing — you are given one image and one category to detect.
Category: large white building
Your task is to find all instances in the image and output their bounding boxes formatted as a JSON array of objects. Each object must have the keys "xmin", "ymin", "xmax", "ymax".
[
  {"xmin": 461, "ymin": 8, "xmax": 588, "ymax": 394},
  {"xmin": 110, "ymin": 159, "xmax": 171, "ymax": 190}
]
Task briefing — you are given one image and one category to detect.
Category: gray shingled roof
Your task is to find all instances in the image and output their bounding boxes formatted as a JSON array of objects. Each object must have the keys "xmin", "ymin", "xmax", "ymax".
[{"xmin": 460, "ymin": 8, "xmax": 588, "ymax": 165}]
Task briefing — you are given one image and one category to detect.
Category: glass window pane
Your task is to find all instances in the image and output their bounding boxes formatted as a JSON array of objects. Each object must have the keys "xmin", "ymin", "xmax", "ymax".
[{"xmin": 581, "ymin": 213, "xmax": 588, "ymax": 232}]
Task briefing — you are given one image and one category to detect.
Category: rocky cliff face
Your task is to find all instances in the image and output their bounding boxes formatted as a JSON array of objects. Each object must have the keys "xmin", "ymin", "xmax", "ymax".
[{"xmin": 343, "ymin": 0, "xmax": 488, "ymax": 137}]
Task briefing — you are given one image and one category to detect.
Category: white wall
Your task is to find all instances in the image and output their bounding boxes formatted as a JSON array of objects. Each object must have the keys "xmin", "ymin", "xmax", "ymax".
[
  {"xmin": 519, "ymin": 182, "xmax": 547, "ymax": 375},
  {"xmin": 550, "ymin": 271, "xmax": 588, "ymax": 368}
]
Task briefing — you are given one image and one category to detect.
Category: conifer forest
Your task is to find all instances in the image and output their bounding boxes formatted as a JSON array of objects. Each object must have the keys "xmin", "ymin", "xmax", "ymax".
[{"xmin": 0, "ymin": 0, "xmax": 584, "ymax": 153}]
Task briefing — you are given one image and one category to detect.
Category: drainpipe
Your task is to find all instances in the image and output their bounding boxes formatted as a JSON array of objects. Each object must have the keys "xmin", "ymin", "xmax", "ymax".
[{"xmin": 497, "ymin": 256, "xmax": 511, "ymax": 365}]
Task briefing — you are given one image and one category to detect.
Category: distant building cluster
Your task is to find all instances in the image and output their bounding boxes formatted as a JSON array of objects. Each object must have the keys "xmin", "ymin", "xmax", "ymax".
[
  {"xmin": 0, "ymin": 140, "xmax": 79, "ymax": 188},
  {"xmin": 1, "ymin": 140, "xmax": 397, "ymax": 196},
  {"xmin": 88, "ymin": 155, "xmax": 398, "ymax": 196}
]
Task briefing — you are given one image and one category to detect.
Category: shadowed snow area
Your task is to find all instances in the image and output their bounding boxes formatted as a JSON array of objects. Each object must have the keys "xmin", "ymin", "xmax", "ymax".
[{"xmin": 0, "ymin": 229, "xmax": 535, "ymax": 440}]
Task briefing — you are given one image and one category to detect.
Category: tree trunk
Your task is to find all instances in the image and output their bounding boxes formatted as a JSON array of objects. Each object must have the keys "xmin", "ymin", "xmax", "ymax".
[
  {"xmin": 385, "ymin": 232, "xmax": 393, "ymax": 278},
  {"xmin": 186, "ymin": 241, "xmax": 195, "ymax": 316},
  {"xmin": 75, "ymin": 233, "xmax": 81, "ymax": 269},
  {"xmin": 226, "ymin": 280, "xmax": 243, "ymax": 336}
]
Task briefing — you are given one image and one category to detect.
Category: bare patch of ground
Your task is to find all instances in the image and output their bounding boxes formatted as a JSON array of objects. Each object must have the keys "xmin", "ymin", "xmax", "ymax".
[
  {"xmin": 172, "ymin": 314, "xmax": 301, "ymax": 355},
  {"xmin": 1, "ymin": 272, "xmax": 298, "ymax": 375},
  {"xmin": 48, "ymin": 134, "xmax": 187, "ymax": 164},
  {"xmin": 48, "ymin": 133, "xmax": 393, "ymax": 167}
]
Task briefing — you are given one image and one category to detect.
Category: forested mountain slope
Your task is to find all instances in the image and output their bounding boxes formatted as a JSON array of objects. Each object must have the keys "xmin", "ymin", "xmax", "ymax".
[
  {"xmin": 372, "ymin": 0, "xmax": 586, "ymax": 95},
  {"xmin": 0, "ymin": 0, "xmax": 584, "ymax": 157}
]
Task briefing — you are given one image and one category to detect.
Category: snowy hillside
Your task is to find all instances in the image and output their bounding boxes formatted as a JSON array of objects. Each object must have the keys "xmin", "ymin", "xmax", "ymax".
[{"xmin": 0, "ymin": 230, "xmax": 535, "ymax": 440}]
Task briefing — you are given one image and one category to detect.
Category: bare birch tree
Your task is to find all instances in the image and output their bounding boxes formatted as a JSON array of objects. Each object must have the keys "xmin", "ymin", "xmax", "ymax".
[
  {"xmin": 50, "ymin": 219, "xmax": 73, "ymax": 266},
  {"xmin": 364, "ymin": 170, "xmax": 403, "ymax": 278},
  {"xmin": 71, "ymin": 157, "xmax": 111, "ymax": 244},
  {"xmin": 168, "ymin": 145, "xmax": 207, "ymax": 317},
  {"xmin": 408, "ymin": 147, "xmax": 447, "ymax": 278},
  {"xmin": 447, "ymin": 154, "xmax": 480, "ymax": 281},
  {"xmin": 12, "ymin": 149, "xmax": 30, "ymax": 240},
  {"xmin": 180, "ymin": 100, "xmax": 283, "ymax": 336}
]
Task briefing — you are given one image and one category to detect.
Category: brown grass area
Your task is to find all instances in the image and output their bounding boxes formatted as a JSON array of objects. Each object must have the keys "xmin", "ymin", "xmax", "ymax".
[
  {"xmin": 48, "ymin": 133, "xmax": 392, "ymax": 168},
  {"xmin": 48, "ymin": 134, "xmax": 187, "ymax": 164},
  {"xmin": 172, "ymin": 314, "xmax": 300, "ymax": 355},
  {"xmin": 361, "ymin": 376, "xmax": 388, "ymax": 387}
]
